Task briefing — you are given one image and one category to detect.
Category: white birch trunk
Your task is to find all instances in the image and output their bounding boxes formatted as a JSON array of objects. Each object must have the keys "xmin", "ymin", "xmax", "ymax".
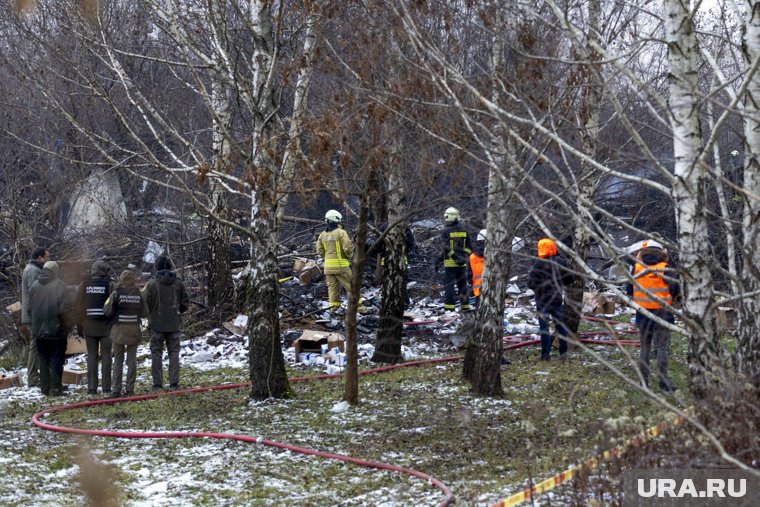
[
  {"xmin": 275, "ymin": 13, "xmax": 318, "ymax": 226},
  {"xmin": 462, "ymin": 26, "xmax": 515, "ymax": 396},
  {"xmin": 373, "ymin": 164, "xmax": 407, "ymax": 364},
  {"xmin": 706, "ymin": 89, "xmax": 739, "ymax": 296},
  {"xmin": 207, "ymin": 72, "xmax": 232, "ymax": 314},
  {"xmin": 247, "ymin": 0, "xmax": 288, "ymax": 399},
  {"xmin": 666, "ymin": 0, "xmax": 723, "ymax": 393},
  {"xmin": 565, "ymin": 0, "xmax": 602, "ymax": 335},
  {"xmin": 737, "ymin": 0, "xmax": 760, "ymax": 389}
]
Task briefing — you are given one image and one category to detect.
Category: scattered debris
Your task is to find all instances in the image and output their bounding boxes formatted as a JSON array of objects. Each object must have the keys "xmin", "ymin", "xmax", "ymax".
[
  {"xmin": 65, "ymin": 335, "xmax": 87, "ymax": 356},
  {"xmin": 583, "ymin": 292, "xmax": 617, "ymax": 315},
  {"xmin": 0, "ymin": 372, "xmax": 21, "ymax": 389},
  {"xmin": 330, "ymin": 400, "xmax": 350, "ymax": 413}
]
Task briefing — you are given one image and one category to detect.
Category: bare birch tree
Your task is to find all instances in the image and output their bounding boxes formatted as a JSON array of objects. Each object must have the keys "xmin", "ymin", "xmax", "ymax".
[
  {"xmin": 665, "ymin": 0, "xmax": 724, "ymax": 392},
  {"xmin": 6, "ymin": 0, "xmax": 323, "ymax": 399},
  {"xmin": 736, "ymin": 0, "xmax": 760, "ymax": 389}
]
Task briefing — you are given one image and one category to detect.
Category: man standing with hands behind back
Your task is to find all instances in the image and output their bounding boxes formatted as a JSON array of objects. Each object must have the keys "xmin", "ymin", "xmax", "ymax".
[
  {"xmin": 142, "ymin": 255, "xmax": 189, "ymax": 390},
  {"xmin": 21, "ymin": 247, "xmax": 49, "ymax": 387}
]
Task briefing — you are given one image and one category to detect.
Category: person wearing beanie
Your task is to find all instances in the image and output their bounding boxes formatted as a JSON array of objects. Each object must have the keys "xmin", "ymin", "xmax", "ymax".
[
  {"xmin": 28, "ymin": 260, "xmax": 73, "ymax": 396},
  {"xmin": 527, "ymin": 238, "xmax": 574, "ymax": 361},
  {"xmin": 142, "ymin": 255, "xmax": 189, "ymax": 390},
  {"xmin": 21, "ymin": 247, "xmax": 49, "ymax": 387},
  {"xmin": 104, "ymin": 270, "xmax": 147, "ymax": 397},
  {"xmin": 74, "ymin": 260, "xmax": 117, "ymax": 395}
]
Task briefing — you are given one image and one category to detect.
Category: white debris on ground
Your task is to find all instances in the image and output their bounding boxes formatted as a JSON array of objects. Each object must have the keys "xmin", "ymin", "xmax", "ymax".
[{"xmin": 0, "ymin": 282, "xmax": 635, "ymax": 506}]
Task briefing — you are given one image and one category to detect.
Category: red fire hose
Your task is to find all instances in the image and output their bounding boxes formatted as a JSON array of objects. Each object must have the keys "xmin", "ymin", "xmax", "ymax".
[{"xmin": 32, "ymin": 331, "xmax": 639, "ymax": 506}]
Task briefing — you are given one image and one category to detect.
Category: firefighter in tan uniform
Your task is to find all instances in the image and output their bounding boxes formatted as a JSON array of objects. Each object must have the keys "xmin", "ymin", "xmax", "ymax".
[{"xmin": 316, "ymin": 210, "xmax": 366, "ymax": 313}]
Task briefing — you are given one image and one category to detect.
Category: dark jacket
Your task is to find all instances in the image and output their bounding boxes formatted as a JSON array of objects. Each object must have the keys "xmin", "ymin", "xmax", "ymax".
[
  {"xmin": 74, "ymin": 261, "xmax": 117, "ymax": 337},
  {"xmin": 376, "ymin": 223, "xmax": 416, "ymax": 260},
  {"xmin": 439, "ymin": 220, "xmax": 472, "ymax": 268},
  {"xmin": 105, "ymin": 271, "xmax": 147, "ymax": 346},
  {"xmin": 527, "ymin": 255, "xmax": 573, "ymax": 311},
  {"xmin": 625, "ymin": 248, "xmax": 681, "ymax": 326},
  {"xmin": 21, "ymin": 259, "xmax": 44, "ymax": 325},
  {"xmin": 142, "ymin": 270, "xmax": 190, "ymax": 333},
  {"xmin": 29, "ymin": 268, "xmax": 73, "ymax": 339}
]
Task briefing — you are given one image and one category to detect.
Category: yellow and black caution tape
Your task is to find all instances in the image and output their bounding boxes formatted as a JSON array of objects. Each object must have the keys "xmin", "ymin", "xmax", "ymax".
[{"xmin": 491, "ymin": 407, "xmax": 695, "ymax": 507}]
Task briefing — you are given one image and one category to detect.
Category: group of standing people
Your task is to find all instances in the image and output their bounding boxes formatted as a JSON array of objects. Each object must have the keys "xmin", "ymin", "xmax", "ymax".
[
  {"xmin": 525, "ymin": 236, "xmax": 681, "ymax": 392},
  {"xmin": 313, "ymin": 205, "xmax": 683, "ymax": 394},
  {"xmin": 19, "ymin": 251, "xmax": 189, "ymax": 397},
  {"xmin": 433, "ymin": 207, "xmax": 681, "ymax": 392}
]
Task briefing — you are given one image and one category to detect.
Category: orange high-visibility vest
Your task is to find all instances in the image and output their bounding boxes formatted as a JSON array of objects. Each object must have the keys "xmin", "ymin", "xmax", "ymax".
[
  {"xmin": 633, "ymin": 261, "xmax": 672, "ymax": 309},
  {"xmin": 469, "ymin": 253, "xmax": 484, "ymax": 297}
]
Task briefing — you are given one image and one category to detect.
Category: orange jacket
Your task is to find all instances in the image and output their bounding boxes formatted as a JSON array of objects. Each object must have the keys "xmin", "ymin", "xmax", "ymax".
[
  {"xmin": 633, "ymin": 261, "xmax": 672, "ymax": 310},
  {"xmin": 469, "ymin": 253, "xmax": 484, "ymax": 297}
]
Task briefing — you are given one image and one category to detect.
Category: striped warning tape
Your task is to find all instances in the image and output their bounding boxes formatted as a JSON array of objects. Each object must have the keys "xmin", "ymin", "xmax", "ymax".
[{"xmin": 491, "ymin": 406, "xmax": 695, "ymax": 507}]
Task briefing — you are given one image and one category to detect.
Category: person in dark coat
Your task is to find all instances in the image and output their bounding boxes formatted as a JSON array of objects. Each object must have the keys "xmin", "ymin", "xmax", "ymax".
[
  {"xmin": 527, "ymin": 238, "xmax": 573, "ymax": 361},
  {"xmin": 105, "ymin": 270, "xmax": 147, "ymax": 397},
  {"xmin": 142, "ymin": 256, "xmax": 189, "ymax": 390},
  {"xmin": 75, "ymin": 260, "xmax": 117, "ymax": 395},
  {"xmin": 625, "ymin": 240, "xmax": 682, "ymax": 392},
  {"xmin": 437, "ymin": 207, "xmax": 472, "ymax": 312},
  {"xmin": 21, "ymin": 247, "xmax": 49, "ymax": 387},
  {"xmin": 28, "ymin": 261, "xmax": 73, "ymax": 396}
]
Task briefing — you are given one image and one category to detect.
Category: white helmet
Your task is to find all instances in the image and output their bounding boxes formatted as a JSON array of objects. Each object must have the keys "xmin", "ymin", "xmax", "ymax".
[
  {"xmin": 642, "ymin": 239, "xmax": 663, "ymax": 250},
  {"xmin": 325, "ymin": 209, "xmax": 342, "ymax": 223},
  {"xmin": 443, "ymin": 207, "xmax": 460, "ymax": 223},
  {"xmin": 477, "ymin": 229, "xmax": 487, "ymax": 242}
]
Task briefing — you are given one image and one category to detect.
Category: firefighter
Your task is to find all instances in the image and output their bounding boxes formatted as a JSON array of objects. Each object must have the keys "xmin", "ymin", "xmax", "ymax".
[
  {"xmin": 626, "ymin": 239, "xmax": 681, "ymax": 392},
  {"xmin": 316, "ymin": 210, "xmax": 366, "ymax": 313},
  {"xmin": 469, "ymin": 229, "xmax": 486, "ymax": 308},
  {"xmin": 437, "ymin": 207, "xmax": 472, "ymax": 312}
]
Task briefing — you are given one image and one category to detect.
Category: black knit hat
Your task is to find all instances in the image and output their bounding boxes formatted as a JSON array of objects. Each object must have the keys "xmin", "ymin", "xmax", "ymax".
[{"xmin": 155, "ymin": 255, "xmax": 173, "ymax": 271}]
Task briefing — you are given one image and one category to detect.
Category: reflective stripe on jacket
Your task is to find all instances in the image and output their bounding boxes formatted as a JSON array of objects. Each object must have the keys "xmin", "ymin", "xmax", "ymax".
[
  {"xmin": 633, "ymin": 261, "xmax": 672, "ymax": 309},
  {"xmin": 317, "ymin": 227, "xmax": 353, "ymax": 274},
  {"xmin": 84, "ymin": 278, "xmax": 110, "ymax": 320},
  {"xmin": 469, "ymin": 253, "xmax": 484, "ymax": 297},
  {"xmin": 442, "ymin": 227, "xmax": 472, "ymax": 268}
]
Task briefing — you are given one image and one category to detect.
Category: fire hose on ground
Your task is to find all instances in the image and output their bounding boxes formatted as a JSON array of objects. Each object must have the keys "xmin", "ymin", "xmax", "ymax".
[{"xmin": 32, "ymin": 318, "xmax": 642, "ymax": 507}]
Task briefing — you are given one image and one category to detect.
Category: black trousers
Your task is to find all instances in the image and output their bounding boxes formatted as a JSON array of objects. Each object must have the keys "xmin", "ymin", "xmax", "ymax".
[
  {"xmin": 37, "ymin": 337, "xmax": 67, "ymax": 395},
  {"xmin": 443, "ymin": 266, "xmax": 469, "ymax": 310}
]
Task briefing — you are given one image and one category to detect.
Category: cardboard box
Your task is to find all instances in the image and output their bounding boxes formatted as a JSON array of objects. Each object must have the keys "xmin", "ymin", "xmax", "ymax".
[
  {"xmin": 292, "ymin": 257, "xmax": 308, "ymax": 272},
  {"xmin": 62, "ymin": 369, "xmax": 86, "ymax": 386},
  {"xmin": 716, "ymin": 306, "xmax": 737, "ymax": 330},
  {"xmin": 298, "ymin": 261, "xmax": 322, "ymax": 285},
  {"xmin": 294, "ymin": 330, "xmax": 344, "ymax": 362},
  {"xmin": 223, "ymin": 314, "xmax": 249, "ymax": 336},
  {"xmin": 65, "ymin": 335, "xmax": 87, "ymax": 355},
  {"xmin": 583, "ymin": 292, "xmax": 616, "ymax": 315},
  {"xmin": 0, "ymin": 373, "xmax": 21, "ymax": 390}
]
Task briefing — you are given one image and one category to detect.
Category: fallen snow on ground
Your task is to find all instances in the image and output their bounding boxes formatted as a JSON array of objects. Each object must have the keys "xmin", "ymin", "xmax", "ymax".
[{"xmin": 0, "ymin": 293, "xmax": 634, "ymax": 506}]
